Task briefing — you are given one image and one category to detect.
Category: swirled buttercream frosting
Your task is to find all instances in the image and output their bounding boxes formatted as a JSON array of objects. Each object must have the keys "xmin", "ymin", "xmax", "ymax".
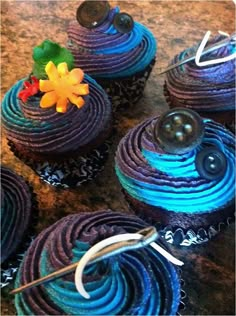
[
  {"xmin": 1, "ymin": 75, "xmax": 111, "ymax": 161},
  {"xmin": 67, "ymin": 6, "xmax": 157, "ymax": 78},
  {"xmin": 164, "ymin": 35, "xmax": 235, "ymax": 114},
  {"xmin": 15, "ymin": 210, "xmax": 181, "ymax": 315},
  {"xmin": 115, "ymin": 116, "xmax": 235, "ymax": 229},
  {"xmin": 1, "ymin": 166, "xmax": 32, "ymax": 263}
]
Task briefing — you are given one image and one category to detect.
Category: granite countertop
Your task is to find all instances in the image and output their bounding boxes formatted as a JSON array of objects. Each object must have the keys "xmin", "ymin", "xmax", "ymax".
[{"xmin": 1, "ymin": 1, "xmax": 235, "ymax": 315}]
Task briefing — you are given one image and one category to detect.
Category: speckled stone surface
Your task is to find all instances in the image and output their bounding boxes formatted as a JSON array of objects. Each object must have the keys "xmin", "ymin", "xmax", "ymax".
[{"xmin": 1, "ymin": 1, "xmax": 235, "ymax": 315}]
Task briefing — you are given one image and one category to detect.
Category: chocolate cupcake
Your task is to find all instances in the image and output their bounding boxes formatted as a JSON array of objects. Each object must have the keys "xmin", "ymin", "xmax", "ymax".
[
  {"xmin": 115, "ymin": 108, "xmax": 235, "ymax": 246},
  {"xmin": 67, "ymin": 1, "xmax": 157, "ymax": 110},
  {"xmin": 1, "ymin": 166, "xmax": 37, "ymax": 287},
  {"xmin": 14, "ymin": 210, "xmax": 182, "ymax": 315},
  {"xmin": 164, "ymin": 33, "xmax": 235, "ymax": 132},
  {"xmin": 1, "ymin": 40, "xmax": 112, "ymax": 188}
]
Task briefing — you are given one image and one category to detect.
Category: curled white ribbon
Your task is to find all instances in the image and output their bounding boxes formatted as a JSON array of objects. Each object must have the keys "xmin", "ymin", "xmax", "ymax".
[
  {"xmin": 195, "ymin": 30, "xmax": 236, "ymax": 67},
  {"xmin": 75, "ymin": 232, "xmax": 184, "ymax": 299}
]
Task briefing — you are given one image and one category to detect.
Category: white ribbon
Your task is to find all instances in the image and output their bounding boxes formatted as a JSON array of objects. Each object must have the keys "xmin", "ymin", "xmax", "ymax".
[
  {"xmin": 74, "ymin": 232, "xmax": 184, "ymax": 299},
  {"xmin": 195, "ymin": 30, "xmax": 236, "ymax": 67}
]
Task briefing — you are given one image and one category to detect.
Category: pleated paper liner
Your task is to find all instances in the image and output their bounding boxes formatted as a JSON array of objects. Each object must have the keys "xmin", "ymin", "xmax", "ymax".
[
  {"xmin": 97, "ymin": 58, "xmax": 156, "ymax": 111},
  {"xmin": 163, "ymin": 82, "xmax": 235, "ymax": 134},
  {"xmin": 159, "ymin": 216, "xmax": 235, "ymax": 247},
  {"xmin": 122, "ymin": 189, "xmax": 235, "ymax": 247},
  {"xmin": 8, "ymin": 140, "xmax": 111, "ymax": 189},
  {"xmin": 1, "ymin": 183, "xmax": 38, "ymax": 291}
]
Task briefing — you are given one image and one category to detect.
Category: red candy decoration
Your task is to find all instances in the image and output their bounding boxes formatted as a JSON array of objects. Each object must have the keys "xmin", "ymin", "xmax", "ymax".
[{"xmin": 18, "ymin": 76, "xmax": 39, "ymax": 102}]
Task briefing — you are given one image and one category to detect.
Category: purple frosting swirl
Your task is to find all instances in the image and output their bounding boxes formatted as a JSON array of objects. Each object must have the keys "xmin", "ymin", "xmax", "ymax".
[
  {"xmin": 164, "ymin": 35, "xmax": 235, "ymax": 112},
  {"xmin": 67, "ymin": 6, "xmax": 157, "ymax": 78},
  {"xmin": 2, "ymin": 75, "xmax": 112, "ymax": 160},
  {"xmin": 15, "ymin": 210, "xmax": 181, "ymax": 315},
  {"xmin": 1, "ymin": 166, "xmax": 32, "ymax": 263}
]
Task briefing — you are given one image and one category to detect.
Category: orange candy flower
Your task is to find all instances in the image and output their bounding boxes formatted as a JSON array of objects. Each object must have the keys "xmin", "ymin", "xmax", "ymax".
[{"xmin": 39, "ymin": 61, "xmax": 89, "ymax": 113}]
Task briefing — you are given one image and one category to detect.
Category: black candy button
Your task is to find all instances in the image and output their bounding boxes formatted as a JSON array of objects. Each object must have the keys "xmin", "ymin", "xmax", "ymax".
[
  {"xmin": 154, "ymin": 108, "xmax": 205, "ymax": 154},
  {"xmin": 113, "ymin": 12, "xmax": 134, "ymax": 33},
  {"xmin": 195, "ymin": 147, "xmax": 227, "ymax": 180},
  {"xmin": 76, "ymin": 1, "xmax": 110, "ymax": 29}
]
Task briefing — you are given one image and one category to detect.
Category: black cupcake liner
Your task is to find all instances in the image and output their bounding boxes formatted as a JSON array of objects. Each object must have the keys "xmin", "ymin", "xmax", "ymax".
[
  {"xmin": 8, "ymin": 140, "xmax": 111, "ymax": 189},
  {"xmin": 122, "ymin": 189, "xmax": 235, "ymax": 247},
  {"xmin": 159, "ymin": 215, "xmax": 235, "ymax": 247},
  {"xmin": 1, "ymin": 182, "xmax": 38, "ymax": 291},
  {"xmin": 97, "ymin": 58, "xmax": 156, "ymax": 111}
]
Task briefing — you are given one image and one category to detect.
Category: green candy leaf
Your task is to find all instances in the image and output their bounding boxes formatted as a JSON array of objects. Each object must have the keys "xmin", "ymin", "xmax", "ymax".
[
  {"xmin": 32, "ymin": 39, "xmax": 74, "ymax": 79},
  {"xmin": 33, "ymin": 40, "xmax": 60, "ymax": 61}
]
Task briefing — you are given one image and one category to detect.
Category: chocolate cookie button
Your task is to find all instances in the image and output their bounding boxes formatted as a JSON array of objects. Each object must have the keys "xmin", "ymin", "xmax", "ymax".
[
  {"xmin": 113, "ymin": 12, "xmax": 134, "ymax": 34},
  {"xmin": 195, "ymin": 147, "xmax": 227, "ymax": 180},
  {"xmin": 76, "ymin": 1, "xmax": 110, "ymax": 29},
  {"xmin": 154, "ymin": 108, "xmax": 205, "ymax": 154}
]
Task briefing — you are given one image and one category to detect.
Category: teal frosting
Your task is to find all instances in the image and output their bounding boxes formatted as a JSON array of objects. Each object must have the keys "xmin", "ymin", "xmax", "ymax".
[
  {"xmin": 1, "ymin": 75, "xmax": 111, "ymax": 155},
  {"xmin": 14, "ymin": 211, "xmax": 181, "ymax": 315},
  {"xmin": 96, "ymin": 23, "xmax": 157, "ymax": 78},
  {"xmin": 115, "ymin": 118, "xmax": 235, "ymax": 214}
]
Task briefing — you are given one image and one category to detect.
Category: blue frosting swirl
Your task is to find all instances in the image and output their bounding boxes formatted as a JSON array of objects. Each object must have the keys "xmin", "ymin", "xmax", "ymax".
[
  {"xmin": 67, "ymin": 7, "xmax": 157, "ymax": 78},
  {"xmin": 115, "ymin": 117, "xmax": 235, "ymax": 214},
  {"xmin": 15, "ymin": 211, "xmax": 181, "ymax": 315}
]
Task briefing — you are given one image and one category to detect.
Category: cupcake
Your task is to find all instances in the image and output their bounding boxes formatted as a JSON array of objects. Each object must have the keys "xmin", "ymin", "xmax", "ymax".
[
  {"xmin": 164, "ymin": 33, "xmax": 235, "ymax": 132},
  {"xmin": 67, "ymin": 1, "xmax": 157, "ymax": 110},
  {"xmin": 14, "ymin": 210, "xmax": 182, "ymax": 315},
  {"xmin": 1, "ymin": 166, "xmax": 37, "ymax": 288},
  {"xmin": 115, "ymin": 108, "xmax": 235, "ymax": 246},
  {"xmin": 1, "ymin": 40, "xmax": 112, "ymax": 188}
]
